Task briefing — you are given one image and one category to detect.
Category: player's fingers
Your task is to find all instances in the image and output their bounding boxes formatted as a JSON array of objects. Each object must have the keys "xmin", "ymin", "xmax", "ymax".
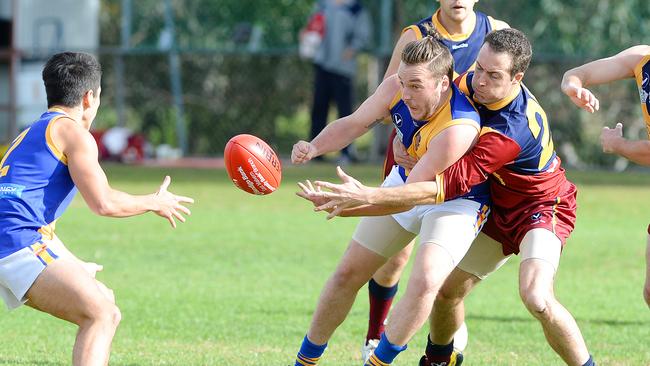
[
  {"xmin": 336, "ymin": 166, "xmax": 351, "ymax": 182},
  {"xmin": 306, "ymin": 180, "xmax": 319, "ymax": 193},
  {"xmin": 327, "ymin": 202, "xmax": 350, "ymax": 220},
  {"xmin": 594, "ymin": 97, "xmax": 600, "ymax": 111},
  {"xmin": 159, "ymin": 176, "xmax": 171, "ymax": 191},
  {"xmin": 313, "ymin": 181, "xmax": 339, "ymax": 192},
  {"xmin": 174, "ymin": 195, "xmax": 194, "ymax": 204},
  {"xmin": 315, "ymin": 199, "xmax": 340, "ymax": 212},
  {"xmin": 175, "ymin": 204, "xmax": 191, "ymax": 216},
  {"xmin": 297, "ymin": 182, "xmax": 311, "ymax": 195},
  {"xmin": 171, "ymin": 209, "xmax": 186, "ymax": 223},
  {"xmin": 166, "ymin": 213, "xmax": 176, "ymax": 229}
]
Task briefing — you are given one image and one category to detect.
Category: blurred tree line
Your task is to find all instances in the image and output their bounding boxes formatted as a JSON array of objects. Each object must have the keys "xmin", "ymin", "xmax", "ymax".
[{"xmin": 97, "ymin": 0, "xmax": 649, "ymax": 168}]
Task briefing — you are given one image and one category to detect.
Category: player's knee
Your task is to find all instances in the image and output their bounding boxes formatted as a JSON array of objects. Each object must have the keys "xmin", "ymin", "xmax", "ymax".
[
  {"xmin": 409, "ymin": 273, "xmax": 442, "ymax": 298},
  {"xmin": 331, "ymin": 264, "xmax": 367, "ymax": 290},
  {"xmin": 435, "ymin": 284, "xmax": 464, "ymax": 307},
  {"xmin": 519, "ymin": 287, "xmax": 550, "ymax": 316},
  {"xmin": 80, "ymin": 300, "xmax": 121, "ymax": 328},
  {"xmin": 386, "ymin": 250, "xmax": 410, "ymax": 272}
]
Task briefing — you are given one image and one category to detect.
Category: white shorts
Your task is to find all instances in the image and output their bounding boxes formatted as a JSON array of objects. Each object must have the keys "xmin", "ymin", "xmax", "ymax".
[
  {"xmin": 0, "ymin": 236, "xmax": 64, "ymax": 309},
  {"xmin": 457, "ymin": 228, "xmax": 561, "ymax": 280},
  {"xmin": 382, "ymin": 166, "xmax": 486, "ymax": 234}
]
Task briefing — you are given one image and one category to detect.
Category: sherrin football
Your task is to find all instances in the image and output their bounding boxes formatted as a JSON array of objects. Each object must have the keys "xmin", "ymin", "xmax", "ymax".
[{"xmin": 224, "ymin": 134, "xmax": 282, "ymax": 195}]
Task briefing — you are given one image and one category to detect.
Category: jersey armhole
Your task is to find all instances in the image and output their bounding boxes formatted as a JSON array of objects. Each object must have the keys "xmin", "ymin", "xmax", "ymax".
[{"xmin": 45, "ymin": 116, "xmax": 69, "ymax": 165}]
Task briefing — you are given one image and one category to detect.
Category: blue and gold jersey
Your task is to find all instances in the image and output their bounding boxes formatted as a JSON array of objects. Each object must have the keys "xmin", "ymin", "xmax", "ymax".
[
  {"xmin": 0, "ymin": 110, "xmax": 77, "ymax": 258},
  {"xmin": 458, "ymin": 72, "xmax": 556, "ymax": 175},
  {"xmin": 633, "ymin": 54, "xmax": 650, "ymax": 139},
  {"xmin": 389, "ymin": 83, "xmax": 489, "ymax": 203},
  {"xmin": 405, "ymin": 10, "xmax": 499, "ymax": 76}
]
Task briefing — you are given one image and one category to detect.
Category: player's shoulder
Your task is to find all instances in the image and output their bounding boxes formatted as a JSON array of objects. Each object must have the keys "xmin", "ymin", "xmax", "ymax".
[{"xmin": 487, "ymin": 16, "xmax": 510, "ymax": 31}]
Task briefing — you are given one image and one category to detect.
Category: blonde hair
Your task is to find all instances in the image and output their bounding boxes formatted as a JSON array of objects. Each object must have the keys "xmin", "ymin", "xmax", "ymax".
[{"xmin": 401, "ymin": 25, "xmax": 454, "ymax": 82}]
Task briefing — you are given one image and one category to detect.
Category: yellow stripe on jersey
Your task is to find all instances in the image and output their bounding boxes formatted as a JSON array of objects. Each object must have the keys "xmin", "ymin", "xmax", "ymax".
[
  {"xmin": 482, "ymin": 84, "xmax": 521, "ymax": 111},
  {"xmin": 435, "ymin": 173, "xmax": 445, "ymax": 204},
  {"xmin": 633, "ymin": 54, "xmax": 650, "ymax": 139},
  {"xmin": 389, "ymin": 90, "xmax": 403, "ymax": 109},
  {"xmin": 45, "ymin": 115, "xmax": 68, "ymax": 165},
  {"xmin": 403, "ymin": 24, "xmax": 423, "ymax": 39},
  {"xmin": 551, "ymin": 197, "xmax": 560, "ymax": 234}
]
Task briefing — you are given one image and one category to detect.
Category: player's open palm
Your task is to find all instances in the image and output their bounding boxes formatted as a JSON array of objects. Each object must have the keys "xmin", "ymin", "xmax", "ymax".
[
  {"xmin": 291, "ymin": 140, "xmax": 317, "ymax": 164},
  {"xmin": 153, "ymin": 176, "xmax": 194, "ymax": 228}
]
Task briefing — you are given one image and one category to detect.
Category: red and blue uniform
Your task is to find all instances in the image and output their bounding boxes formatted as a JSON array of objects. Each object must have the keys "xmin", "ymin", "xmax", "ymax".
[
  {"xmin": 433, "ymin": 73, "xmax": 577, "ymax": 255},
  {"xmin": 0, "ymin": 110, "xmax": 76, "ymax": 259}
]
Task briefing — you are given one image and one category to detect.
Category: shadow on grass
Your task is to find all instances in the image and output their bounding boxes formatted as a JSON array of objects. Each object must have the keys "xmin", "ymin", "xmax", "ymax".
[{"xmin": 467, "ymin": 314, "xmax": 649, "ymax": 327}]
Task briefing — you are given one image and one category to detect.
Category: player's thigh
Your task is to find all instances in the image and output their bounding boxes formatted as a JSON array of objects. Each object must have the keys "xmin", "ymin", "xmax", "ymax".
[
  {"xmin": 457, "ymin": 232, "xmax": 511, "ymax": 280},
  {"xmin": 519, "ymin": 228, "xmax": 561, "ymax": 291},
  {"xmin": 26, "ymin": 257, "xmax": 116, "ymax": 325},
  {"xmin": 352, "ymin": 215, "xmax": 416, "ymax": 259},
  {"xmin": 418, "ymin": 209, "xmax": 481, "ymax": 266}
]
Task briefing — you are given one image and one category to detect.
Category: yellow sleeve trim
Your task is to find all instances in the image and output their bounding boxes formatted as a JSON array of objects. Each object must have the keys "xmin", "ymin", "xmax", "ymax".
[
  {"xmin": 389, "ymin": 90, "xmax": 403, "ymax": 109},
  {"xmin": 403, "ymin": 25, "xmax": 423, "ymax": 40},
  {"xmin": 45, "ymin": 115, "xmax": 68, "ymax": 165},
  {"xmin": 633, "ymin": 54, "xmax": 650, "ymax": 83},
  {"xmin": 435, "ymin": 173, "xmax": 445, "ymax": 204}
]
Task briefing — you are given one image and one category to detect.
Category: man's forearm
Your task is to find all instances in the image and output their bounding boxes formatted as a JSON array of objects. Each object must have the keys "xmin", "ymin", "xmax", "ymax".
[
  {"xmin": 311, "ymin": 119, "xmax": 367, "ymax": 156},
  {"xmin": 613, "ymin": 139, "xmax": 650, "ymax": 166},
  {"xmin": 367, "ymin": 181, "xmax": 439, "ymax": 206}
]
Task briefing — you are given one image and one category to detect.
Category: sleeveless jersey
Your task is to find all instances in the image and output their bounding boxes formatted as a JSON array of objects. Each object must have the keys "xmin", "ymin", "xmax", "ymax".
[
  {"xmin": 0, "ymin": 110, "xmax": 77, "ymax": 259},
  {"xmin": 633, "ymin": 54, "xmax": 650, "ymax": 139},
  {"xmin": 405, "ymin": 10, "xmax": 498, "ymax": 75}
]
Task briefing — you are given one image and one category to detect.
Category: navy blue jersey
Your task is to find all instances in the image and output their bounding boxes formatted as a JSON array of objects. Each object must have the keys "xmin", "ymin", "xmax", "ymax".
[{"xmin": 406, "ymin": 10, "xmax": 497, "ymax": 75}]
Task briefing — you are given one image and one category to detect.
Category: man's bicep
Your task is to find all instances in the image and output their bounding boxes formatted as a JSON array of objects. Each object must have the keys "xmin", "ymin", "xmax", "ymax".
[{"xmin": 66, "ymin": 131, "xmax": 110, "ymax": 206}]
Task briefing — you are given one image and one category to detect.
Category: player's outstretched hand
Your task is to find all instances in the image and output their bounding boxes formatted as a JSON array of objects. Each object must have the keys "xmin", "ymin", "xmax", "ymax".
[
  {"xmin": 296, "ymin": 179, "xmax": 332, "ymax": 209},
  {"xmin": 563, "ymin": 84, "xmax": 600, "ymax": 113},
  {"xmin": 152, "ymin": 176, "xmax": 194, "ymax": 228},
  {"xmin": 306, "ymin": 166, "xmax": 374, "ymax": 219},
  {"xmin": 600, "ymin": 122, "xmax": 625, "ymax": 153},
  {"xmin": 291, "ymin": 140, "xmax": 317, "ymax": 164},
  {"xmin": 393, "ymin": 135, "xmax": 417, "ymax": 170}
]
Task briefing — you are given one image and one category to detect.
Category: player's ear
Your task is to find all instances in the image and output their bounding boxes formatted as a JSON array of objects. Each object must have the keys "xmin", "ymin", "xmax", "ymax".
[
  {"xmin": 512, "ymin": 71, "xmax": 524, "ymax": 84},
  {"xmin": 441, "ymin": 75, "xmax": 450, "ymax": 90},
  {"xmin": 82, "ymin": 89, "xmax": 93, "ymax": 108}
]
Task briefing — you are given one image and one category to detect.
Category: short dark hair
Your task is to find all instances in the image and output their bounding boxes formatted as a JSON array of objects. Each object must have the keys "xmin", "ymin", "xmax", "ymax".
[
  {"xmin": 42, "ymin": 52, "xmax": 102, "ymax": 108},
  {"xmin": 484, "ymin": 28, "xmax": 532, "ymax": 77},
  {"xmin": 401, "ymin": 25, "xmax": 454, "ymax": 83}
]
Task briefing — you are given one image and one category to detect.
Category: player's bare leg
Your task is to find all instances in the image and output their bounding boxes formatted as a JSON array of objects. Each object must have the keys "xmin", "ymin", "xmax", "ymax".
[
  {"xmin": 644, "ymin": 231, "xmax": 650, "ymax": 308},
  {"xmin": 430, "ymin": 268, "xmax": 480, "ymax": 345},
  {"xmin": 518, "ymin": 229, "xmax": 591, "ymax": 366},
  {"xmin": 306, "ymin": 240, "xmax": 388, "ymax": 344},
  {"xmin": 26, "ymin": 258, "xmax": 121, "ymax": 366},
  {"xmin": 363, "ymin": 241, "xmax": 413, "ymax": 356},
  {"xmin": 383, "ymin": 242, "xmax": 455, "ymax": 346}
]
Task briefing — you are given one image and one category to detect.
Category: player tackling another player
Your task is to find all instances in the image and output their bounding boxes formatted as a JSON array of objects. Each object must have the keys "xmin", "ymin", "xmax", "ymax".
[
  {"xmin": 300, "ymin": 29, "xmax": 598, "ymax": 366},
  {"xmin": 0, "ymin": 52, "xmax": 193, "ymax": 366}
]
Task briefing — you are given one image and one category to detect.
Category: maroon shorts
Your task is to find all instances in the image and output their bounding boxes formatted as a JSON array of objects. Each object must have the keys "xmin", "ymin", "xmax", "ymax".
[{"xmin": 482, "ymin": 180, "xmax": 578, "ymax": 256}]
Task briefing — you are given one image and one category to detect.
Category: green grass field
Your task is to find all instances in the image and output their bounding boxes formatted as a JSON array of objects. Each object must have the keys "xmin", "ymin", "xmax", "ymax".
[{"xmin": 1, "ymin": 163, "xmax": 649, "ymax": 365}]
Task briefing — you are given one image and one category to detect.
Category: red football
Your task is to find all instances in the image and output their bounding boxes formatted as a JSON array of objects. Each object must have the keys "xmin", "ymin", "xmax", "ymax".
[{"xmin": 224, "ymin": 134, "xmax": 282, "ymax": 195}]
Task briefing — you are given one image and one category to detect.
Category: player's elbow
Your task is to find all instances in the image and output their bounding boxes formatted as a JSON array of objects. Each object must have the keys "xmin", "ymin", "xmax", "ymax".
[{"xmin": 89, "ymin": 200, "xmax": 118, "ymax": 217}]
